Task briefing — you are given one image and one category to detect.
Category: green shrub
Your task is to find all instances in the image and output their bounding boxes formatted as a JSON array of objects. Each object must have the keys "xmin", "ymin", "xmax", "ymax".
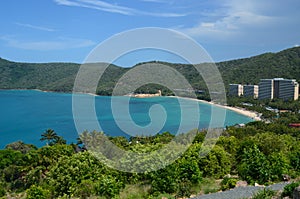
[
  {"xmin": 198, "ymin": 145, "xmax": 232, "ymax": 179},
  {"xmin": 237, "ymin": 144, "xmax": 270, "ymax": 184},
  {"xmin": 119, "ymin": 184, "xmax": 150, "ymax": 199},
  {"xmin": 73, "ymin": 180, "xmax": 95, "ymax": 198},
  {"xmin": 95, "ymin": 176, "xmax": 124, "ymax": 198},
  {"xmin": 26, "ymin": 185, "xmax": 50, "ymax": 199},
  {"xmin": 177, "ymin": 159, "xmax": 202, "ymax": 184},
  {"xmin": 150, "ymin": 164, "xmax": 178, "ymax": 194},
  {"xmin": 47, "ymin": 152, "xmax": 106, "ymax": 197},
  {"xmin": 0, "ymin": 186, "xmax": 5, "ymax": 197},
  {"xmin": 281, "ymin": 181, "xmax": 300, "ymax": 198},
  {"xmin": 220, "ymin": 177, "xmax": 238, "ymax": 191},
  {"xmin": 176, "ymin": 179, "xmax": 192, "ymax": 198},
  {"xmin": 252, "ymin": 188, "xmax": 276, "ymax": 199},
  {"xmin": 200, "ymin": 178, "xmax": 220, "ymax": 194}
]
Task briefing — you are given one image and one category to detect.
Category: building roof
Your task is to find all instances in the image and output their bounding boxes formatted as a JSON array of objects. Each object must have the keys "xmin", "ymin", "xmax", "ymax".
[{"xmin": 289, "ymin": 123, "xmax": 300, "ymax": 127}]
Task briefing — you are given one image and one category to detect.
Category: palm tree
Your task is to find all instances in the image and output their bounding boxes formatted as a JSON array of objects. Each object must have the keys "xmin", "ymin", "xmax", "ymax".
[
  {"xmin": 40, "ymin": 129, "xmax": 58, "ymax": 145},
  {"xmin": 79, "ymin": 130, "xmax": 91, "ymax": 146},
  {"xmin": 53, "ymin": 136, "xmax": 66, "ymax": 145},
  {"xmin": 76, "ymin": 137, "xmax": 83, "ymax": 146}
]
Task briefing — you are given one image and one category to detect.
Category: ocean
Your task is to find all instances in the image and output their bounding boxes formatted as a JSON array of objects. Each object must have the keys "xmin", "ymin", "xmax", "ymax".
[{"xmin": 0, "ymin": 90, "xmax": 253, "ymax": 148}]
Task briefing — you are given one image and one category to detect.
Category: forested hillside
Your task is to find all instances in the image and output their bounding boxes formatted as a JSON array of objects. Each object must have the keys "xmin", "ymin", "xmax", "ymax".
[
  {"xmin": 218, "ymin": 46, "xmax": 300, "ymax": 85},
  {"xmin": 0, "ymin": 59, "xmax": 127, "ymax": 94},
  {"xmin": 0, "ymin": 58, "xmax": 79, "ymax": 92},
  {"xmin": 1, "ymin": 46, "xmax": 300, "ymax": 95}
]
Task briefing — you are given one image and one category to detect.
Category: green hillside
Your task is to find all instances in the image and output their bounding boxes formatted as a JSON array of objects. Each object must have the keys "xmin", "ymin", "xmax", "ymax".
[
  {"xmin": 0, "ymin": 58, "xmax": 79, "ymax": 92},
  {"xmin": 1, "ymin": 46, "xmax": 300, "ymax": 95},
  {"xmin": 218, "ymin": 46, "xmax": 300, "ymax": 85},
  {"xmin": 0, "ymin": 59, "xmax": 127, "ymax": 94}
]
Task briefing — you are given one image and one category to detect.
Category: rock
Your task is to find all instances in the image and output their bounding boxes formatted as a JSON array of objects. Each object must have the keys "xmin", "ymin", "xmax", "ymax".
[
  {"xmin": 254, "ymin": 183, "xmax": 265, "ymax": 187},
  {"xmin": 224, "ymin": 174, "xmax": 231, "ymax": 178},
  {"xmin": 231, "ymin": 175, "xmax": 239, "ymax": 179},
  {"xmin": 293, "ymin": 186, "xmax": 300, "ymax": 199},
  {"xmin": 236, "ymin": 181, "xmax": 248, "ymax": 187},
  {"xmin": 282, "ymin": 174, "xmax": 291, "ymax": 181}
]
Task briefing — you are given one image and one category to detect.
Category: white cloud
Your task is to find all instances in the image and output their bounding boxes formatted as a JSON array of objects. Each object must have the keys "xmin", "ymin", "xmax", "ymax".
[
  {"xmin": 55, "ymin": 0, "xmax": 136, "ymax": 15},
  {"xmin": 178, "ymin": 0, "xmax": 280, "ymax": 41},
  {"xmin": 1, "ymin": 36, "xmax": 95, "ymax": 51},
  {"xmin": 54, "ymin": 0, "xmax": 186, "ymax": 17},
  {"xmin": 55, "ymin": 0, "xmax": 81, "ymax": 6},
  {"xmin": 200, "ymin": 22, "xmax": 215, "ymax": 28},
  {"xmin": 15, "ymin": 22, "xmax": 56, "ymax": 32},
  {"xmin": 148, "ymin": 12, "xmax": 186, "ymax": 17}
]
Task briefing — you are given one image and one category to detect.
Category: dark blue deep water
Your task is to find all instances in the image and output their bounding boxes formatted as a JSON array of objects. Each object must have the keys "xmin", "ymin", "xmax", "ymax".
[{"xmin": 0, "ymin": 90, "xmax": 253, "ymax": 148}]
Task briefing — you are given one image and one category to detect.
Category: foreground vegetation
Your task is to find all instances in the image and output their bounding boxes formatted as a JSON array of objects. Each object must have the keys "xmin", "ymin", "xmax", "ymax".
[{"xmin": 1, "ymin": 108, "xmax": 300, "ymax": 198}]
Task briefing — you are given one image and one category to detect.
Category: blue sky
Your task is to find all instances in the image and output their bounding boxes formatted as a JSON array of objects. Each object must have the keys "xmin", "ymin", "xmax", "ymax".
[{"xmin": 0, "ymin": 0, "xmax": 299, "ymax": 67}]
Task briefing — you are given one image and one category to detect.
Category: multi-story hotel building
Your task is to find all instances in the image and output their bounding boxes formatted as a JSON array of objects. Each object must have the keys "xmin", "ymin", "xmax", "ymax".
[
  {"xmin": 274, "ymin": 78, "xmax": 299, "ymax": 100},
  {"xmin": 259, "ymin": 78, "xmax": 299, "ymax": 100},
  {"xmin": 243, "ymin": 85, "xmax": 259, "ymax": 99},
  {"xmin": 229, "ymin": 84, "xmax": 243, "ymax": 96},
  {"xmin": 258, "ymin": 79, "xmax": 274, "ymax": 100}
]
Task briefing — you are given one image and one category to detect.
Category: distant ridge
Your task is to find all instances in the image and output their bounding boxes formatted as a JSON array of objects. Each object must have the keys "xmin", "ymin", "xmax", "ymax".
[{"xmin": 1, "ymin": 46, "xmax": 300, "ymax": 95}]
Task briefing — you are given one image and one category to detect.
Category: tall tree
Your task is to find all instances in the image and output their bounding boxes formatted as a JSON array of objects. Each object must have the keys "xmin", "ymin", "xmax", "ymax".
[{"xmin": 40, "ymin": 129, "xmax": 58, "ymax": 145}]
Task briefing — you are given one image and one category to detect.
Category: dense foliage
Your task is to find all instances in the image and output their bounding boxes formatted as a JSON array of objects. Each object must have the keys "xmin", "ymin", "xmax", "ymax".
[
  {"xmin": 0, "ymin": 109, "xmax": 300, "ymax": 198},
  {"xmin": 251, "ymin": 188, "xmax": 276, "ymax": 199},
  {"xmin": 281, "ymin": 180, "xmax": 300, "ymax": 198},
  {"xmin": 218, "ymin": 46, "xmax": 300, "ymax": 86},
  {"xmin": 1, "ymin": 46, "xmax": 300, "ymax": 97}
]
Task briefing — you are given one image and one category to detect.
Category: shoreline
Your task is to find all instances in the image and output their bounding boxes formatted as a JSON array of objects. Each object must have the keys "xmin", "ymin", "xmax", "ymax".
[
  {"xmin": 169, "ymin": 96, "xmax": 261, "ymax": 121},
  {"xmin": 197, "ymin": 99, "xmax": 261, "ymax": 121}
]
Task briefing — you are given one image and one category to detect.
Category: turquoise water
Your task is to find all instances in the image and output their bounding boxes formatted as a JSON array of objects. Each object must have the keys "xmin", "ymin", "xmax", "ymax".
[{"xmin": 0, "ymin": 90, "xmax": 253, "ymax": 148}]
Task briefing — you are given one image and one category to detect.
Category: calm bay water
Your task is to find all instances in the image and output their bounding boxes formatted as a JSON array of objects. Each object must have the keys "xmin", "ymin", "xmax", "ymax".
[{"xmin": 0, "ymin": 90, "xmax": 253, "ymax": 148}]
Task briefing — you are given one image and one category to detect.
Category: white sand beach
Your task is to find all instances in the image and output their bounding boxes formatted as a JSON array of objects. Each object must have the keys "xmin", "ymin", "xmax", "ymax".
[
  {"xmin": 197, "ymin": 99, "xmax": 261, "ymax": 121},
  {"xmin": 170, "ymin": 96, "xmax": 261, "ymax": 121}
]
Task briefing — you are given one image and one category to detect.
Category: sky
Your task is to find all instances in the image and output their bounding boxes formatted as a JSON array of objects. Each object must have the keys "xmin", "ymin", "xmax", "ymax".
[{"xmin": 0, "ymin": 0, "xmax": 299, "ymax": 67}]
